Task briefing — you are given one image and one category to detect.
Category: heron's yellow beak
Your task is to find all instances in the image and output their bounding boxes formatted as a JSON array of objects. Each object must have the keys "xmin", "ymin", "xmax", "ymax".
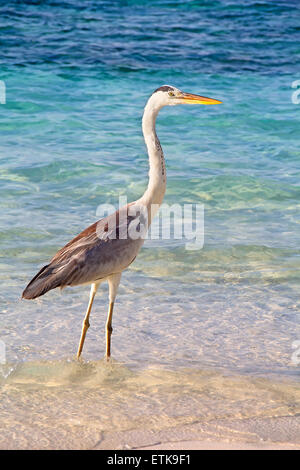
[{"xmin": 180, "ymin": 92, "xmax": 222, "ymax": 105}]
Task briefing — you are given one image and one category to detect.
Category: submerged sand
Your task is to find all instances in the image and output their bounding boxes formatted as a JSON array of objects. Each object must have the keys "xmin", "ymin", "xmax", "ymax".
[{"xmin": 0, "ymin": 359, "xmax": 300, "ymax": 450}]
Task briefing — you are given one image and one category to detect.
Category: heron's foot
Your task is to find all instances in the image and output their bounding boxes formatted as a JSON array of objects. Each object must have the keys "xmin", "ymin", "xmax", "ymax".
[{"xmin": 105, "ymin": 352, "xmax": 116, "ymax": 363}]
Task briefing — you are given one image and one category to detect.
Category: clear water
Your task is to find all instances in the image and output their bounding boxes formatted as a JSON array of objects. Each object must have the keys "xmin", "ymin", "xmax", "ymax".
[{"xmin": 1, "ymin": 0, "xmax": 300, "ymax": 448}]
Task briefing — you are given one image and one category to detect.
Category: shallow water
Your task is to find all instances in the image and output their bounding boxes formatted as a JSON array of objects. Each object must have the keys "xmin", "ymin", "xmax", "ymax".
[
  {"xmin": 1, "ymin": 0, "xmax": 300, "ymax": 448},
  {"xmin": 1, "ymin": 359, "xmax": 300, "ymax": 449}
]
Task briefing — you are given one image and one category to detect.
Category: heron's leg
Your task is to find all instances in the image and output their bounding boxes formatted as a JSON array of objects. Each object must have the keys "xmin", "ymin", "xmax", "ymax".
[
  {"xmin": 105, "ymin": 301, "xmax": 114, "ymax": 359},
  {"xmin": 77, "ymin": 282, "xmax": 99, "ymax": 359},
  {"xmin": 106, "ymin": 273, "xmax": 121, "ymax": 360}
]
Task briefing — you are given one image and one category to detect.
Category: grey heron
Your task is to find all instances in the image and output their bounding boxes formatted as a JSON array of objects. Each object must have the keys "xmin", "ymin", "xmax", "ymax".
[{"xmin": 22, "ymin": 85, "xmax": 222, "ymax": 360}]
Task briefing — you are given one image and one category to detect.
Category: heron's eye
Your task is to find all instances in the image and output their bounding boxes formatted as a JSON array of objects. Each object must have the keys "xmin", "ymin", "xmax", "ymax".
[{"xmin": 168, "ymin": 91, "xmax": 175, "ymax": 97}]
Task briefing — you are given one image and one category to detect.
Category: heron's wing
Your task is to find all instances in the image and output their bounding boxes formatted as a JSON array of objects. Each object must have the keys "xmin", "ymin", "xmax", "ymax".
[{"xmin": 22, "ymin": 204, "xmax": 146, "ymax": 299}]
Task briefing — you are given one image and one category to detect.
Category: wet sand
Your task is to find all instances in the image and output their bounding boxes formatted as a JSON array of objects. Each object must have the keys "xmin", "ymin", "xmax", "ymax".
[
  {"xmin": 1, "ymin": 360, "xmax": 300, "ymax": 450},
  {"xmin": 93, "ymin": 415, "xmax": 300, "ymax": 450},
  {"xmin": 1, "ymin": 412, "xmax": 300, "ymax": 450}
]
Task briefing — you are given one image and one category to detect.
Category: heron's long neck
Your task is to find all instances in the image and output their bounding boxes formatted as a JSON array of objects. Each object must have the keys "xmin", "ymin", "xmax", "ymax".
[{"xmin": 140, "ymin": 100, "xmax": 166, "ymax": 212}]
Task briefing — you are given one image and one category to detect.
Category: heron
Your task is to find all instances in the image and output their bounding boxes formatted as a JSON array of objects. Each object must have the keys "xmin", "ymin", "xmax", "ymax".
[{"xmin": 22, "ymin": 85, "xmax": 222, "ymax": 360}]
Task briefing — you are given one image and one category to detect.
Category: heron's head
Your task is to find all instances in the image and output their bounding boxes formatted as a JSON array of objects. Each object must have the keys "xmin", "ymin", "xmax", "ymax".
[{"xmin": 151, "ymin": 85, "xmax": 222, "ymax": 108}]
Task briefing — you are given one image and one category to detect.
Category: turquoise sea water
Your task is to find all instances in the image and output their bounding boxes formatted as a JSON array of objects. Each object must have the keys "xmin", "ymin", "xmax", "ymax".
[{"xmin": 1, "ymin": 0, "xmax": 300, "ymax": 448}]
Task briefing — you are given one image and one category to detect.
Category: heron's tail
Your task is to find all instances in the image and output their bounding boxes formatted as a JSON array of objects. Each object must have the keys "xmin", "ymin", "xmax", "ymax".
[{"xmin": 22, "ymin": 264, "xmax": 62, "ymax": 300}]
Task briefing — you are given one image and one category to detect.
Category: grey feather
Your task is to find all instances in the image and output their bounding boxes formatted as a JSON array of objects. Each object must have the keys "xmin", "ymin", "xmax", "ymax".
[{"xmin": 22, "ymin": 204, "xmax": 145, "ymax": 299}]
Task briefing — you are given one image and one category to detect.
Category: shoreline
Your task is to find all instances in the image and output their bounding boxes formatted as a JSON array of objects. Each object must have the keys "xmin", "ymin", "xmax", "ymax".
[
  {"xmin": 93, "ymin": 415, "xmax": 300, "ymax": 451},
  {"xmin": 1, "ymin": 360, "xmax": 300, "ymax": 450}
]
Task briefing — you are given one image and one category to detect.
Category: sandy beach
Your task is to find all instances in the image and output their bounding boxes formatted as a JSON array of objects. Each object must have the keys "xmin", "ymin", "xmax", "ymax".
[
  {"xmin": 1, "ymin": 360, "xmax": 300, "ymax": 450},
  {"xmin": 95, "ymin": 416, "xmax": 300, "ymax": 450},
  {"xmin": 2, "ymin": 408, "xmax": 300, "ymax": 450}
]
